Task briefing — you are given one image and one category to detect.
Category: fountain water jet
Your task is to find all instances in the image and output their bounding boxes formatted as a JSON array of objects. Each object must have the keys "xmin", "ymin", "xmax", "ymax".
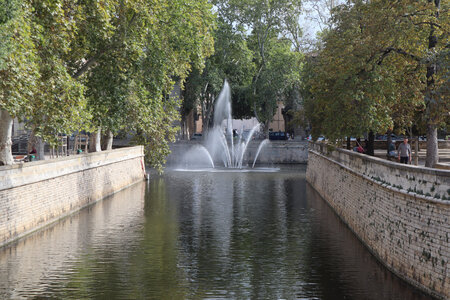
[
  {"xmin": 179, "ymin": 145, "xmax": 215, "ymax": 169},
  {"xmin": 181, "ymin": 80, "xmax": 272, "ymax": 170},
  {"xmin": 202, "ymin": 81, "xmax": 265, "ymax": 169},
  {"xmin": 252, "ymin": 139, "xmax": 269, "ymax": 168}
]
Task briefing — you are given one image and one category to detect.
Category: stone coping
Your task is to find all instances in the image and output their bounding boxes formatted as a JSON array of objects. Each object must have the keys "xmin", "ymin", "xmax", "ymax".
[
  {"xmin": 310, "ymin": 149, "xmax": 450, "ymax": 206},
  {"xmin": 0, "ymin": 146, "xmax": 144, "ymax": 191},
  {"xmin": 309, "ymin": 141, "xmax": 449, "ymax": 200},
  {"xmin": 309, "ymin": 141, "xmax": 450, "ymax": 177}
]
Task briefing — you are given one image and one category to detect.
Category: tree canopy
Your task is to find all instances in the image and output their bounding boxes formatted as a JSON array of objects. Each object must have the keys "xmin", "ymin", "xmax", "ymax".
[
  {"xmin": 183, "ymin": 16, "xmax": 255, "ymax": 133},
  {"xmin": 0, "ymin": 0, "xmax": 215, "ymax": 169},
  {"xmin": 183, "ymin": 0, "xmax": 304, "ymax": 134},
  {"xmin": 303, "ymin": 0, "xmax": 449, "ymax": 165},
  {"xmin": 2, "ymin": 0, "xmax": 446, "ymax": 169}
]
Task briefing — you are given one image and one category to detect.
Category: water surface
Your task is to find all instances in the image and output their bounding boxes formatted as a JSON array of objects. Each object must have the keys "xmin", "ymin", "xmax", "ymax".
[{"xmin": 0, "ymin": 167, "xmax": 432, "ymax": 299}]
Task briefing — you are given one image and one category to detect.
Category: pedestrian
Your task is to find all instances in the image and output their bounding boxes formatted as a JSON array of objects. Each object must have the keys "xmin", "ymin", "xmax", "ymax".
[
  {"xmin": 354, "ymin": 139, "xmax": 365, "ymax": 153},
  {"xmin": 397, "ymin": 138, "xmax": 411, "ymax": 164},
  {"xmin": 388, "ymin": 140, "xmax": 396, "ymax": 158}
]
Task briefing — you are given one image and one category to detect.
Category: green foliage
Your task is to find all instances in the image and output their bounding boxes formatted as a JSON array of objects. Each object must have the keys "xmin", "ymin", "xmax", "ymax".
[
  {"xmin": 184, "ymin": 0, "xmax": 304, "ymax": 129},
  {"xmin": 0, "ymin": 2, "xmax": 39, "ymax": 119},
  {"xmin": 183, "ymin": 16, "xmax": 255, "ymax": 126},
  {"xmin": 252, "ymin": 38, "xmax": 303, "ymax": 125},
  {"xmin": 126, "ymin": 80, "xmax": 181, "ymax": 173},
  {"xmin": 26, "ymin": 0, "xmax": 91, "ymax": 144},
  {"xmin": 0, "ymin": 0, "xmax": 20, "ymax": 68},
  {"xmin": 0, "ymin": 1, "xmax": 90, "ymax": 145},
  {"xmin": 303, "ymin": 0, "xmax": 449, "ymax": 141},
  {"xmin": 0, "ymin": 0, "xmax": 215, "ymax": 168},
  {"xmin": 221, "ymin": 0, "xmax": 304, "ymax": 126},
  {"xmin": 77, "ymin": 0, "xmax": 215, "ymax": 169}
]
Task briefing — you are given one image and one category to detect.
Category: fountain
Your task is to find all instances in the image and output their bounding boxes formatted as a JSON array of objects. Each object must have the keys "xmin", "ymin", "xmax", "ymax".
[
  {"xmin": 179, "ymin": 81, "xmax": 271, "ymax": 170},
  {"xmin": 252, "ymin": 139, "xmax": 270, "ymax": 168}
]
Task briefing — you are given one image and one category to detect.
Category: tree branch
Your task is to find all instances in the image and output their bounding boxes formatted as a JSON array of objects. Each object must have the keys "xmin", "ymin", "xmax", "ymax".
[
  {"xmin": 72, "ymin": 50, "xmax": 105, "ymax": 79},
  {"xmin": 376, "ymin": 47, "xmax": 421, "ymax": 65},
  {"xmin": 413, "ymin": 21, "xmax": 442, "ymax": 28},
  {"xmin": 71, "ymin": 12, "xmax": 137, "ymax": 79}
]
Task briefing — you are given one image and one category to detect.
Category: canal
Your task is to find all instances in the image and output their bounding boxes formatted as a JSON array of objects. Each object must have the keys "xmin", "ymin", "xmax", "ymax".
[{"xmin": 0, "ymin": 166, "xmax": 433, "ymax": 299}]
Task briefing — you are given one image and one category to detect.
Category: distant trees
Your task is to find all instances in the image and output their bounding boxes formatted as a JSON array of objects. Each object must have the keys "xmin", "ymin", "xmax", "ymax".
[
  {"xmin": 183, "ymin": 17, "xmax": 255, "ymax": 135},
  {"xmin": 183, "ymin": 0, "xmax": 304, "ymax": 136},
  {"xmin": 0, "ymin": 0, "xmax": 215, "ymax": 170},
  {"xmin": 303, "ymin": 0, "xmax": 449, "ymax": 166}
]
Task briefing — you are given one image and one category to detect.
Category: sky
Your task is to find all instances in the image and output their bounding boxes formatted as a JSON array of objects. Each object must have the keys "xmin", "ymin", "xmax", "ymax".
[
  {"xmin": 298, "ymin": 0, "xmax": 344, "ymax": 47},
  {"xmin": 299, "ymin": 1, "xmax": 329, "ymax": 39}
]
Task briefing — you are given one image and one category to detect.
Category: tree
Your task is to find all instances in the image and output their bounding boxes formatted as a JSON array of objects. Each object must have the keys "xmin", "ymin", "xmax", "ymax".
[
  {"xmin": 422, "ymin": 0, "xmax": 448, "ymax": 167},
  {"xmin": 0, "ymin": 0, "xmax": 215, "ymax": 168},
  {"xmin": 190, "ymin": 0, "xmax": 304, "ymax": 132},
  {"xmin": 183, "ymin": 16, "xmax": 255, "ymax": 134},
  {"xmin": 251, "ymin": 37, "xmax": 303, "ymax": 133},
  {"xmin": 0, "ymin": 0, "xmax": 91, "ymax": 164},
  {"xmin": 0, "ymin": 1, "xmax": 39, "ymax": 165},
  {"xmin": 303, "ymin": 0, "xmax": 449, "ymax": 165},
  {"xmin": 76, "ymin": 0, "xmax": 215, "ymax": 164},
  {"xmin": 29, "ymin": 0, "xmax": 91, "ymax": 141}
]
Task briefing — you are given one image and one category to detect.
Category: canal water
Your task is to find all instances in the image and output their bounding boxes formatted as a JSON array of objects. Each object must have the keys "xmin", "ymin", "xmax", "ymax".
[{"xmin": 0, "ymin": 166, "xmax": 432, "ymax": 299}]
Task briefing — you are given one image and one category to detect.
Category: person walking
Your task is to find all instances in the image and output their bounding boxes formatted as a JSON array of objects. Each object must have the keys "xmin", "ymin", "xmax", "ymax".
[{"xmin": 397, "ymin": 138, "xmax": 411, "ymax": 164}]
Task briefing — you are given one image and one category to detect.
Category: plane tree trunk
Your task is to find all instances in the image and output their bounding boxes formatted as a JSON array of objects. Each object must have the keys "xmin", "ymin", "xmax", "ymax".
[
  {"xmin": 27, "ymin": 129, "xmax": 45, "ymax": 161},
  {"xmin": 102, "ymin": 130, "xmax": 113, "ymax": 150},
  {"xmin": 386, "ymin": 129, "xmax": 392, "ymax": 156},
  {"xmin": 425, "ymin": 124, "xmax": 438, "ymax": 167},
  {"xmin": 89, "ymin": 127, "xmax": 102, "ymax": 152},
  {"xmin": 424, "ymin": 0, "xmax": 440, "ymax": 168},
  {"xmin": 0, "ymin": 109, "xmax": 14, "ymax": 166}
]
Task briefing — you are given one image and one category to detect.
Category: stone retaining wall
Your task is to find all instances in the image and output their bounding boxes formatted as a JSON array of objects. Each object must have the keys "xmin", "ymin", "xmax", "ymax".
[
  {"xmin": 166, "ymin": 140, "xmax": 308, "ymax": 166},
  {"xmin": 244, "ymin": 140, "xmax": 308, "ymax": 164},
  {"xmin": 0, "ymin": 146, "xmax": 145, "ymax": 248},
  {"xmin": 306, "ymin": 142, "xmax": 449, "ymax": 299}
]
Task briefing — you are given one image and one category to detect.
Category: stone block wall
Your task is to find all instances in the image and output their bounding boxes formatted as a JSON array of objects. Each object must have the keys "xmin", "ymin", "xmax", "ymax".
[
  {"xmin": 166, "ymin": 140, "xmax": 308, "ymax": 166},
  {"xmin": 0, "ymin": 146, "xmax": 145, "ymax": 247},
  {"xmin": 306, "ymin": 142, "xmax": 449, "ymax": 299},
  {"xmin": 311, "ymin": 142, "xmax": 449, "ymax": 200},
  {"xmin": 244, "ymin": 140, "xmax": 308, "ymax": 164}
]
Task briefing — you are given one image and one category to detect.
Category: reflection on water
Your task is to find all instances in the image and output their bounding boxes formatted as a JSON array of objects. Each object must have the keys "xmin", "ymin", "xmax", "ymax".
[{"xmin": 0, "ymin": 167, "xmax": 432, "ymax": 299}]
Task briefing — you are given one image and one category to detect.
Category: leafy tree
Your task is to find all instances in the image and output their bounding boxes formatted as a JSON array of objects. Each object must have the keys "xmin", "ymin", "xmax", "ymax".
[
  {"xmin": 304, "ymin": 0, "xmax": 449, "ymax": 165},
  {"xmin": 182, "ymin": 0, "xmax": 304, "ymax": 134},
  {"xmin": 0, "ymin": 0, "xmax": 91, "ymax": 164},
  {"xmin": 212, "ymin": 0, "xmax": 304, "ymax": 133},
  {"xmin": 0, "ymin": 0, "xmax": 215, "ymax": 168},
  {"xmin": 0, "ymin": 1, "xmax": 39, "ymax": 165},
  {"xmin": 251, "ymin": 37, "xmax": 303, "ymax": 132},
  {"xmin": 75, "ymin": 0, "xmax": 215, "ymax": 166},
  {"xmin": 183, "ymin": 16, "xmax": 255, "ymax": 134}
]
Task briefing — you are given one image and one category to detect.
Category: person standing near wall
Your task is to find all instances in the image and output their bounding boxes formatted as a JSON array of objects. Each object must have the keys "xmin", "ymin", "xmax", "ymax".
[
  {"xmin": 388, "ymin": 140, "xmax": 397, "ymax": 158},
  {"xmin": 397, "ymin": 138, "xmax": 411, "ymax": 164}
]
